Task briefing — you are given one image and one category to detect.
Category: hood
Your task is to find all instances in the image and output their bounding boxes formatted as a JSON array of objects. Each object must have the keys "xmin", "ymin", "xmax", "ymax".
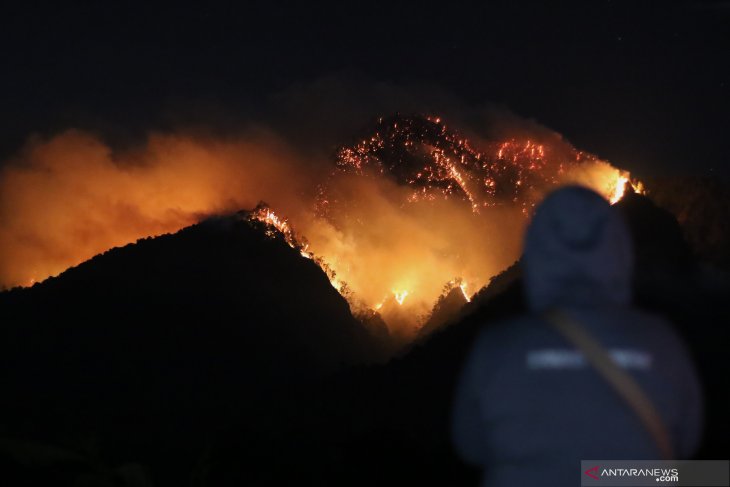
[{"xmin": 523, "ymin": 186, "xmax": 634, "ymax": 312}]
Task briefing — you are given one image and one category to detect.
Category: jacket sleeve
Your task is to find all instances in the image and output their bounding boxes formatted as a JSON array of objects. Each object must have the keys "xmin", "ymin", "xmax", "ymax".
[{"xmin": 451, "ymin": 333, "xmax": 490, "ymax": 466}]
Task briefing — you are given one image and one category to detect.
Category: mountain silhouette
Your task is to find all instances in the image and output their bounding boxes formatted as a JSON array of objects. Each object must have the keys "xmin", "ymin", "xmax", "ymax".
[{"xmin": 0, "ymin": 212, "xmax": 383, "ymax": 485}]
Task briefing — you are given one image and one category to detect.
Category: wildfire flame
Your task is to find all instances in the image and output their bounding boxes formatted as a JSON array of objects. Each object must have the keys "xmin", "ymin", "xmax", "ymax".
[
  {"xmin": 249, "ymin": 204, "xmax": 296, "ymax": 242},
  {"xmin": 609, "ymin": 174, "xmax": 645, "ymax": 204},
  {"xmin": 307, "ymin": 115, "xmax": 643, "ymax": 334},
  {"xmin": 459, "ymin": 282, "xmax": 471, "ymax": 303},
  {"xmin": 0, "ymin": 114, "xmax": 642, "ymax": 339},
  {"xmin": 393, "ymin": 290, "xmax": 409, "ymax": 305}
]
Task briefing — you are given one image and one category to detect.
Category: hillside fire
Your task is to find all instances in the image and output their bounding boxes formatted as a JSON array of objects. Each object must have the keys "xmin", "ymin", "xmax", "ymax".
[
  {"xmin": 1, "ymin": 114, "xmax": 641, "ymax": 338},
  {"xmin": 247, "ymin": 115, "xmax": 643, "ymax": 337}
]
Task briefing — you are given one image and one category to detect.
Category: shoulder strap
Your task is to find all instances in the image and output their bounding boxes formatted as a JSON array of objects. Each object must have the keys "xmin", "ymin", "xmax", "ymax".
[{"xmin": 543, "ymin": 309, "xmax": 674, "ymax": 459}]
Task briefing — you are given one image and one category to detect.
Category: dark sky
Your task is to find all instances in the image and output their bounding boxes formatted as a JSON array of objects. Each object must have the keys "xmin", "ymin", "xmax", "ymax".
[{"xmin": 1, "ymin": 0, "xmax": 728, "ymax": 178}]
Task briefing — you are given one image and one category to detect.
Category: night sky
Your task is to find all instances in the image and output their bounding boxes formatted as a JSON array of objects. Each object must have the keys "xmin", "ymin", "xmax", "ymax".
[{"xmin": 1, "ymin": 1, "xmax": 728, "ymax": 178}]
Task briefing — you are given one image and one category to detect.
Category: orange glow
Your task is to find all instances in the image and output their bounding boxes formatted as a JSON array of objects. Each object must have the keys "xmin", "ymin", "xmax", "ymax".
[{"xmin": 0, "ymin": 117, "xmax": 642, "ymax": 338}]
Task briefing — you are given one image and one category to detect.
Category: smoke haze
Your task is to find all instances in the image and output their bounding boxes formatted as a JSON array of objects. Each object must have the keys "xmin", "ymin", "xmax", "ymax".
[{"xmin": 0, "ymin": 80, "xmax": 633, "ymax": 334}]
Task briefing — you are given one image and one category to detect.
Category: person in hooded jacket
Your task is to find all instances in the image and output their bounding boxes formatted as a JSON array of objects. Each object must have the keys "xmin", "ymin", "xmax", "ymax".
[{"xmin": 451, "ymin": 186, "xmax": 703, "ymax": 486}]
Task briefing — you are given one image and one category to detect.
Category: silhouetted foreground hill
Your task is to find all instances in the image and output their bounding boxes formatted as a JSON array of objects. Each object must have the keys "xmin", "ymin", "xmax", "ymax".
[
  {"xmin": 643, "ymin": 176, "xmax": 730, "ymax": 270},
  {"xmin": 0, "ymin": 214, "xmax": 383, "ymax": 485}
]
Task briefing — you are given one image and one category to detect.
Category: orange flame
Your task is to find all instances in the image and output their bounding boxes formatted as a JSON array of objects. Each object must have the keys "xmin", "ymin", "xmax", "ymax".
[
  {"xmin": 0, "ymin": 117, "xmax": 642, "ymax": 338},
  {"xmin": 393, "ymin": 290, "xmax": 409, "ymax": 305},
  {"xmin": 459, "ymin": 282, "xmax": 471, "ymax": 302}
]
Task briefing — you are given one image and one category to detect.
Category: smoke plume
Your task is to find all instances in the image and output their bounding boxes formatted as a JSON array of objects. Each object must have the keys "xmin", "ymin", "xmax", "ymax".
[{"xmin": 0, "ymin": 80, "xmax": 637, "ymax": 336}]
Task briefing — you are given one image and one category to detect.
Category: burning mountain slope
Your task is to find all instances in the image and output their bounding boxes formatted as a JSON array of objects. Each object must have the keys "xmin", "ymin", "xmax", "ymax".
[
  {"xmin": 306, "ymin": 114, "xmax": 641, "ymax": 335},
  {"xmin": 324, "ymin": 114, "xmax": 637, "ymax": 212},
  {"xmin": 0, "ymin": 114, "xmax": 642, "ymax": 339}
]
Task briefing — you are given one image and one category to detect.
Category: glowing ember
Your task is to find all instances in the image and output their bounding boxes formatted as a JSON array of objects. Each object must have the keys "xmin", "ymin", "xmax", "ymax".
[{"xmin": 321, "ymin": 115, "xmax": 642, "ymax": 217}]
